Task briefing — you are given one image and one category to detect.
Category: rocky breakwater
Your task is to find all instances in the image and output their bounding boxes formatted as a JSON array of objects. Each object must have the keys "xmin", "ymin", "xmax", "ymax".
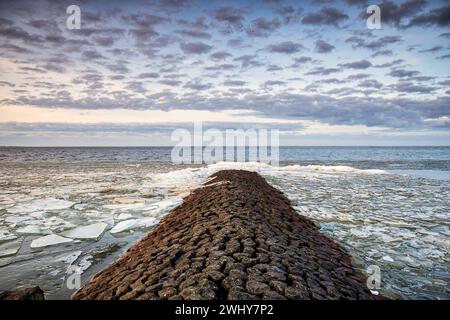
[{"xmin": 72, "ymin": 170, "xmax": 376, "ymax": 300}]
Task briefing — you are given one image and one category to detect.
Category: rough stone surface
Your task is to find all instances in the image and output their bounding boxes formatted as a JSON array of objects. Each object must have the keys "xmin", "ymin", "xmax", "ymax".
[
  {"xmin": 0, "ymin": 286, "xmax": 45, "ymax": 300},
  {"xmin": 72, "ymin": 170, "xmax": 376, "ymax": 300}
]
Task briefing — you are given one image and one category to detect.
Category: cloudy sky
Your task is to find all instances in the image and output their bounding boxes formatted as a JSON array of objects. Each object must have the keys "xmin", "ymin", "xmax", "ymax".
[{"xmin": 0, "ymin": 0, "xmax": 449, "ymax": 146}]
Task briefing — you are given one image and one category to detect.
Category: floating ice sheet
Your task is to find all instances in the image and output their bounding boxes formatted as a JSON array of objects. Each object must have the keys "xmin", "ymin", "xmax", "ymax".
[
  {"xmin": 110, "ymin": 219, "xmax": 138, "ymax": 234},
  {"xmin": 16, "ymin": 225, "xmax": 50, "ymax": 235},
  {"xmin": 7, "ymin": 198, "xmax": 74, "ymax": 214},
  {"xmin": 0, "ymin": 228, "xmax": 17, "ymax": 242},
  {"xmin": 0, "ymin": 239, "xmax": 22, "ymax": 257},
  {"xmin": 63, "ymin": 223, "xmax": 108, "ymax": 240},
  {"xmin": 110, "ymin": 217, "xmax": 157, "ymax": 234},
  {"xmin": 30, "ymin": 234, "xmax": 73, "ymax": 248}
]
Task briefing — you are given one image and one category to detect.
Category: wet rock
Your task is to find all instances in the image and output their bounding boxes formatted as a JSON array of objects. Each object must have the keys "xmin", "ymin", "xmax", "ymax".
[
  {"xmin": 0, "ymin": 286, "xmax": 44, "ymax": 300},
  {"xmin": 270, "ymin": 280, "xmax": 287, "ymax": 294},
  {"xmin": 207, "ymin": 270, "xmax": 225, "ymax": 283},
  {"xmin": 72, "ymin": 170, "xmax": 380, "ymax": 300},
  {"xmin": 262, "ymin": 290, "xmax": 287, "ymax": 300},
  {"xmin": 246, "ymin": 280, "xmax": 270, "ymax": 295},
  {"xmin": 158, "ymin": 287, "xmax": 177, "ymax": 299}
]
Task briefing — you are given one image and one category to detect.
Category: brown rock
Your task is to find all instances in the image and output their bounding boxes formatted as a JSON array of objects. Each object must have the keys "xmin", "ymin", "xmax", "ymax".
[
  {"xmin": 72, "ymin": 170, "xmax": 381, "ymax": 301},
  {"xmin": 0, "ymin": 286, "xmax": 44, "ymax": 300},
  {"xmin": 246, "ymin": 280, "xmax": 270, "ymax": 295}
]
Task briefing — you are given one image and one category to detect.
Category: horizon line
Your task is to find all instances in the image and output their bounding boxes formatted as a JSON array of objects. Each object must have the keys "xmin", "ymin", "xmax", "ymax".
[{"xmin": 1, "ymin": 145, "xmax": 450, "ymax": 148}]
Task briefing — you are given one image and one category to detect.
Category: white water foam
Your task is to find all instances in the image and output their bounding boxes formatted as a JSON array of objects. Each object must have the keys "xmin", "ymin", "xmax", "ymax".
[{"xmin": 147, "ymin": 162, "xmax": 387, "ymax": 191}]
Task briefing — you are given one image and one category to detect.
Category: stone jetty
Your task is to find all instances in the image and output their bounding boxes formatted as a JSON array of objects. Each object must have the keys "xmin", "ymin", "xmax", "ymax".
[{"xmin": 72, "ymin": 170, "xmax": 375, "ymax": 300}]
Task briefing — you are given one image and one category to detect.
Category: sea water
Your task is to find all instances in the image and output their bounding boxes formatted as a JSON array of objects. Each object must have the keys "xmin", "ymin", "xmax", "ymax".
[{"xmin": 0, "ymin": 147, "xmax": 448, "ymax": 299}]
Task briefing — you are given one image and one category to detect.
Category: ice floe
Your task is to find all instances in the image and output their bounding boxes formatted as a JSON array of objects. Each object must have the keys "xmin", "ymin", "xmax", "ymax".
[
  {"xmin": 104, "ymin": 202, "xmax": 158, "ymax": 211},
  {"xmin": 0, "ymin": 239, "xmax": 22, "ymax": 257},
  {"xmin": 56, "ymin": 250, "xmax": 82, "ymax": 265},
  {"xmin": 42, "ymin": 216, "xmax": 76, "ymax": 232},
  {"xmin": 7, "ymin": 198, "xmax": 74, "ymax": 214},
  {"xmin": 0, "ymin": 228, "xmax": 17, "ymax": 242},
  {"xmin": 63, "ymin": 222, "xmax": 108, "ymax": 240},
  {"xmin": 78, "ymin": 255, "xmax": 93, "ymax": 273},
  {"xmin": 5, "ymin": 216, "xmax": 29, "ymax": 225},
  {"xmin": 110, "ymin": 217, "xmax": 157, "ymax": 234},
  {"xmin": 16, "ymin": 225, "xmax": 50, "ymax": 235},
  {"xmin": 55, "ymin": 250, "xmax": 83, "ymax": 273},
  {"xmin": 30, "ymin": 234, "xmax": 73, "ymax": 248},
  {"xmin": 110, "ymin": 219, "xmax": 138, "ymax": 234},
  {"xmin": 115, "ymin": 213, "xmax": 134, "ymax": 221}
]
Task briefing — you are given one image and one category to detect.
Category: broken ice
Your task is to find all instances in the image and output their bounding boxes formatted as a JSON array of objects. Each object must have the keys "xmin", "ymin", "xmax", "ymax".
[{"xmin": 30, "ymin": 234, "xmax": 73, "ymax": 248}]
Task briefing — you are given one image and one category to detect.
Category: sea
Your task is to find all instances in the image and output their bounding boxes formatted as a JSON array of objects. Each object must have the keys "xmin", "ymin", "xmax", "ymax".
[{"xmin": 0, "ymin": 146, "xmax": 448, "ymax": 300}]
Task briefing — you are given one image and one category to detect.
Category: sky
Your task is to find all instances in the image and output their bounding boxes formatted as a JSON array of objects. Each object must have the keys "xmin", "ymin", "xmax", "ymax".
[{"xmin": 0, "ymin": 0, "xmax": 449, "ymax": 146}]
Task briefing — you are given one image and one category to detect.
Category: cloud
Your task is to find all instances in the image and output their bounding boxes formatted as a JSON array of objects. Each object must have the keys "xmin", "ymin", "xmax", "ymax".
[
  {"xmin": 262, "ymin": 80, "xmax": 286, "ymax": 87},
  {"xmin": 390, "ymin": 82, "xmax": 437, "ymax": 93},
  {"xmin": 176, "ymin": 29, "xmax": 212, "ymax": 39},
  {"xmin": 137, "ymin": 73, "xmax": 160, "ymax": 79},
  {"xmin": 437, "ymin": 54, "xmax": 450, "ymax": 60},
  {"xmin": 305, "ymin": 67, "xmax": 341, "ymax": 75},
  {"xmin": 122, "ymin": 14, "xmax": 168, "ymax": 42},
  {"xmin": 177, "ymin": 16, "xmax": 209, "ymax": 30},
  {"xmin": 82, "ymin": 50, "xmax": 106, "ymax": 60},
  {"xmin": 267, "ymin": 64, "xmax": 283, "ymax": 71},
  {"xmin": 3, "ymin": 90, "xmax": 449, "ymax": 129},
  {"xmin": 0, "ymin": 81, "xmax": 15, "ymax": 87},
  {"xmin": 372, "ymin": 0, "xmax": 427, "ymax": 27},
  {"xmin": 0, "ymin": 121, "xmax": 306, "ymax": 135},
  {"xmin": 340, "ymin": 59, "xmax": 372, "ymax": 69},
  {"xmin": 315, "ymin": 40, "xmax": 335, "ymax": 53},
  {"xmin": 0, "ymin": 0, "xmax": 448, "ymax": 139},
  {"xmin": 210, "ymin": 51, "xmax": 232, "ymax": 60},
  {"xmin": 180, "ymin": 42, "xmax": 212, "ymax": 54},
  {"xmin": 419, "ymin": 46, "xmax": 443, "ymax": 53},
  {"xmin": 424, "ymin": 116, "xmax": 450, "ymax": 127},
  {"xmin": 184, "ymin": 80, "xmax": 212, "ymax": 90},
  {"xmin": 345, "ymin": 0, "xmax": 367, "ymax": 6},
  {"xmin": 0, "ymin": 20, "xmax": 42, "ymax": 43},
  {"xmin": 128, "ymin": 28, "xmax": 159, "ymax": 42},
  {"xmin": 302, "ymin": 7, "xmax": 349, "ymax": 26},
  {"xmin": 214, "ymin": 6, "xmax": 245, "ymax": 27},
  {"xmin": 268, "ymin": 41, "xmax": 304, "ymax": 54},
  {"xmin": 374, "ymin": 59, "xmax": 404, "ymax": 68},
  {"xmin": 204, "ymin": 63, "xmax": 236, "ymax": 71},
  {"xmin": 223, "ymin": 80, "xmax": 247, "ymax": 87},
  {"xmin": 290, "ymin": 56, "xmax": 314, "ymax": 68},
  {"xmin": 346, "ymin": 35, "xmax": 402, "ymax": 50},
  {"xmin": 94, "ymin": 36, "xmax": 115, "ymax": 47},
  {"xmin": 0, "ymin": 43, "xmax": 33, "ymax": 54},
  {"xmin": 388, "ymin": 69, "xmax": 421, "ymax": 78},
  {"xmin": 246, "ymin": 17, "xmax": 281, "ymax": 37},
  {"xmin": 408, "ymin": 4, "xmax": 450, "ymax": 27},
  {"xmin": 346, "ymin": 73, "xmax": 371, "ymax": 80},
  {"xmin": 159, "ymin": 79, "xmax": 182, "ymax": 86},
  {"xmin": 233, "ymin": 55, "xmax": 262, "ymax": 68},
  {"xmin": 358, "ymin": 79, "xmax": 383, "ymax": 89},
  {"xmin": 122, "ymin": 13, "xmax": 168, "ymax": 28},
  {"xmin": 371, "ymin": 50, "xmax": 393, "ymax": 57},
  {"xmin": 20, "ymin": 66, "xmax": 46, "ymax": 73}
]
